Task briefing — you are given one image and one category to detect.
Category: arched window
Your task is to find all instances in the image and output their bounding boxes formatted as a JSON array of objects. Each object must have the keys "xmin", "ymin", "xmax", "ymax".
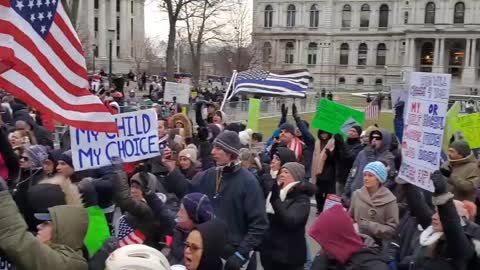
[
  {"xmin": 340, "ymin": 43, "xmax": 349, "ymax": 65},
  {"xmin": 375, "ymin": 78, "xmax": 383, "ymax": 85},
  {"xmin": 264, "ymin": 5, "xmax": 273, "ymax": 28},
  {"xmin": 357, "ymin": 77, "xmax": 364, "ymax": 85},
  {"xmin": 376, "ymin": 43, "xmax": 386, "ymax": 66},
  {"xmin": 342, "ymin": 5, "xmax": 352, "ymax": 28},
  {"xmin": 263, "ymin": 42, "xmax": 272, "ymax": 63},
  {"xmin": 358, "ymin": 43, "xmax": 368, "ymax": 66},
  {"xmin": 339, "ymin": 77, "xmax": 346, "ymax": 84},
  {"xmin": 379, "ymin": 4, "xmax": 389, "ymax": 27},
  {"xmin": 454, "ymin": 2, "xmax": 465, "ymax": 24},
  {"xmin": 308, "ymin": 42, "xmax": 318, "ymax": 65},
  {"xmin": 285, "ymin": 42, "xmax": 294, "ymax": 63},
  {"xmin": 310, "ymin": 4, "xmax": 319, "ymax": 28},
  {"xmin": 287, "ymin": 4, "xmax": 296, "ymax": 27},
  {"xmin": 360, "ymin": 4, "xmax": 370, "ymax": 28},
  {"xmin": 425, "ymin": 2, "xmax": 435, "ymax": 24}
]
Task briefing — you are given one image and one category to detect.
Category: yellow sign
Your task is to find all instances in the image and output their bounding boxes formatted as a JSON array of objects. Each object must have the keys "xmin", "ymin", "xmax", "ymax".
[
  {"xmin": 443, "ymin": 102, "xmax": 461, "ymax": 152},
  {"xmin": 456, "ymin": 113, "xmax": 480, "ymax": 149}
]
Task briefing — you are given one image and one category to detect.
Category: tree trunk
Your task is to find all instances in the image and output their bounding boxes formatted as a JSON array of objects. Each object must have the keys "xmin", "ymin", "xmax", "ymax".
[
  {"xmin": 192, "ymin": 53, "xmax": 201, "ymax": 87},
  {"xmin": 166, "ymin": 18, "xmax": 176, "ymax": 82},
  {"xmin": 62, "ymin": 0, "xmax": 80, "ymax": 28}
]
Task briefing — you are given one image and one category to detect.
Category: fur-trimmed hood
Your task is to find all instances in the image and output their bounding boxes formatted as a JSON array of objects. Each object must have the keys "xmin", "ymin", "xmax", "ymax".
[
  {"xmin": 40, "ymin": 175, "xmax": 83, "ymax": 206},
  {"xmin": 170, "ymin": 113, "xmax": 193, "ymax": 138}
]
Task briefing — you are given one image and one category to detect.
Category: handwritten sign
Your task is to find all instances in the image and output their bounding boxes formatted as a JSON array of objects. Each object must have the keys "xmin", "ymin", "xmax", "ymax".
[
  {"xmin": 70, "ymin": 109, "xmax": 160, "ymax": 171},
  {"xmin": 311, "ymin": 99, "xmax": 365, "ymax": 136},
  {"xmin": 398, "ymin": 72, "xmax": 451, "ymax": 191},
  {"xmin": 456, "ymin": 113, "xmax": 480, "ymax": 149},
  {"xmin": 164, "ymin": 82, "xmax": 191, "ymax": 104}
]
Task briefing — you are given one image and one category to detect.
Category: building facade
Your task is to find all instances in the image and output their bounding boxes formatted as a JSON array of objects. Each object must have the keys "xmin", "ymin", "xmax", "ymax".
[
  {"xmin": 76, "ymin": 0, "xmax": 146, "ymax": 74},
  {"xmin": 253, "ymin": 0, "xmax": 480, "ymax": 93}
]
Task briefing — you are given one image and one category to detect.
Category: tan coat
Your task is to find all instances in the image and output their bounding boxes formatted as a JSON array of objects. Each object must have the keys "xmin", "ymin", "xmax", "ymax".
[
  {"xmin": 443, "ymin": 153, "xmax": 480, "ymax": 202},
  {"xmin": 349, "ymin": 186, "xmax": 399, "ymax": 240}
]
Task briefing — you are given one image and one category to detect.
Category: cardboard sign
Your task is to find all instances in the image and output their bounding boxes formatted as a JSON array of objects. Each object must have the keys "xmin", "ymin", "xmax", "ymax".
[
  {"xmin": 247, "ymin": 98, "xmax": 261, "ymax": 131},
  {"xmin": 456, "ymin": 113, "xmax": 480, "ymax": 149},
  {"xmin": 399, "ymin": 72, "xmax": 451, "ymax": 191},
  {"xmin": 164, "ymin": 82, "xmax": 191, "ymax": 104},
  {"xmin": 323, "ymin": 194, "xmax": 342, "ymax": 212},
  {"xmin": 311, "ymin": 99, "xmax": 365, "ymax": 136},
  {"xmin": 70, "ymin": 109, "xmax": 160, "ymax": 171}
]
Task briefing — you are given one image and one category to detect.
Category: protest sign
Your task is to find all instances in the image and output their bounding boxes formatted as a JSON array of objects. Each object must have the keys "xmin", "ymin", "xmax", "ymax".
[
  {"xmin": 311, "ymin": 99, "xmax": 365, "ymax": 136},
  {"xmin": 70, "ymin": 109, "xmax": 159, "ymax": 171},
  {"xmin": 212, "ymin": 82, "xmax": 222, "ymax": 90},
  {"xmin": 323, "ymin": 194, "xmax": 342, "ymax": 212},
  {"xmin": 456, "ymin": 113, "xmax": 480, "ymax": 149},
  {"xmin": 443, "ymin": 101, "xmax": 461, "ymax": 152},
  {"xmin": 398, "ymin": 72, "xmax": 451, "ymax": 191},
  {"xmin": 247, "ymin": 98, "xmax": 261, "ymax": 131},
  {"xmin": 164, "ymin": 82, "xmax": 191, "ymax": 104}
]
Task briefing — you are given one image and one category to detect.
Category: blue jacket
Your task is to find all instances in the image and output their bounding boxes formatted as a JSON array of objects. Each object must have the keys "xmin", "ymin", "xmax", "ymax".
[{"xmin": 165, "ymin": 164, "xmax": 269, "ymax": 256}]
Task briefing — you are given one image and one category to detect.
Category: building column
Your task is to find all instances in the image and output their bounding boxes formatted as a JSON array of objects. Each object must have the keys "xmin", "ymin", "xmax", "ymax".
[
  {"xmin": 433, "ymin": 38, "xmax": 441, "ymax": 73},
  {"xmin": 110, "ymin": 0, "xmax": 118, "ymax": 59},
  {"xmin": 439, "ymin": 38, "xmax": 445, "ymax": 71},
  {"xmin": 409, "ymin": 38, "xmax": 415, "ymax": 68},
  {"xmin": 463, "ymin": 39, "xmax": 476, "ymax": 84},
  {"xmin": 470, "ymin": 38, "xmax": 477, "ymax": 67},
  {"xmin": 97, "ymin": 0, "xmax": 107, "ymax": 58},
  {"xmin": 465, "ymin": 39, "xmax": 471, "ymax": 68},
  {"xmin": 403, "ymin": 38, "xmax": 409, "ymax": 66},
  {"xmin": 119, "ymin": 0, "xmax": 130, "ymax": 59}
]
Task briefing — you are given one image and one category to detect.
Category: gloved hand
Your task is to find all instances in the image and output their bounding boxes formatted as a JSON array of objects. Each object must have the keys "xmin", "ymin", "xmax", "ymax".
[
  {"xmin": 77, "ymin": 178, "xmax": 99, "ymax": 207},
  {"xmin": 292, "ymin": 103, "xmax": 298, "ymax": 119},
  {"xmin": 138, "ymin": 172, "xmax": 152, "ymax": 195},
  {"xmin": 281, "ymin": 104, "xmax": 288, "ymax": 118},
  {"xmin": 270, "ymin": 182, "xmax": 281, "ymax": 203},
  {"xmin": 440, "ymin": 166, "xmax": 452, "ymax": 178},
  {"xmin": 0, "ymin": 177, "xmax": 8, "ymax": 192},
  {"xmin": 431, "ymin": 170, "xmax": 448, "ymax": 195},
  {"xmin": 111, "ymin": 156, "xmax": 123, "ymax": 171},
  {"xmin": 224, "ymin": 253, "xmax": 246, "ymax": 270}
]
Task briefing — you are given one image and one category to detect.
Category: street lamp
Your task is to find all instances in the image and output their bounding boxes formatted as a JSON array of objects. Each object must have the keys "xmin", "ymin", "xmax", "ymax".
[
  {"xmin": 108, "ymin": 29, "xmax": 115, "ymax": 88},
  {"xmin": 92, "ymin": 44, "xmax": 97, "ymax": 73}
]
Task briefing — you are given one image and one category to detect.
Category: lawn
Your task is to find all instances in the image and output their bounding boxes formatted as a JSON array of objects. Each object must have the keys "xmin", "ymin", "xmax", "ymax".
[{"xmin": 257, "ymin": 112, "xmax": 394, "ymax": 138}]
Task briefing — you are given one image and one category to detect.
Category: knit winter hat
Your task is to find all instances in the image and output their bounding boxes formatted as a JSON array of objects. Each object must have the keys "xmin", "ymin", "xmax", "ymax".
[
  {"xmin": 179, "ymin": 147, "xmax": 198, "ymax": 163},
  {"xmin": 363, "ymin": 161, "xmax": 387, "ymax": 184},
  {"xmin": 449, "ymin": 140, "xmax": 471, "ymax": 158},
  {"xmin": 350, "ymin": 125, "xmax": 362, "ymax": 137},
  {"xmin": 182, "ymin": 193, "xmax": 214, "ymax": 224},
  {"xmin": 274, "ymin": 147, "xmax": 297, "ymax": 166},
  {"xmin": 28, "ymin": 183, "xmax": 66, "ymax": 221},
  {"xmin": 58, "ymin": 150, "xmax": 73, "ymax": 168},
  {"xmin": 24, "ymin": 145, "xmax": 48, "ymax": 169},
  {"xmin": 213, "ymin": 131, "xmax": 241, "ymax": 157},
  {"xmin": 281, "ymin": 162, "xmax": 305, "ymax": 182},
  {"xmin": 279, "ymin": 123, "xmax": 295, "ymax": 135}
]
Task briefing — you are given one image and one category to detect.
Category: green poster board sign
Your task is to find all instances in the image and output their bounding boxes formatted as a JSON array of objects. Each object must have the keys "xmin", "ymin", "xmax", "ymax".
[{"xmin": 311, "ymin": 99, "xmax": 365, "ymax": 135}]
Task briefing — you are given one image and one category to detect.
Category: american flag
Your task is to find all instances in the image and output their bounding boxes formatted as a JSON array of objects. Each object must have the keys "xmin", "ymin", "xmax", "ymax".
[
  {"xmin": 116, "ymin": 215, "xmax": 146, "ymax": 247},
  {"xmin": 231, "ymin": 69, "xmax": 312, "ymax": 98},
  {"xmin": 0, "ymin": 0, "xmax": 116, "ymax": 132},
  {"xmin": 365, "ymin": 101, "xmax": 380, "ymax": 120}
]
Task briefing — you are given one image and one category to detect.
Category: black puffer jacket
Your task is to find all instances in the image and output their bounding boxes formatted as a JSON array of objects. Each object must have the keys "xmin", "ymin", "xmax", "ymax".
[
  {"xmin": 260, "ymin": 182, "xmax": 316, "ymax": 266},
  {"xmin": 311, "ymin": 248, "xmax": 389, "ymax": 270}
]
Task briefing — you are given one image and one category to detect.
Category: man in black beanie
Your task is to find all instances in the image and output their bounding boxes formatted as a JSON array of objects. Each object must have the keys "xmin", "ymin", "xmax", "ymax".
[
  {"xmin": 442, "ymin": 140, "xmax": 480, "ymax": 201},
  {"xmin": 164, "ymin": 130, "xmax": 268, "ymax": 270},
  {"xmin": 337, "ymin": 125, "xmax": 365, "ymax": 194}
]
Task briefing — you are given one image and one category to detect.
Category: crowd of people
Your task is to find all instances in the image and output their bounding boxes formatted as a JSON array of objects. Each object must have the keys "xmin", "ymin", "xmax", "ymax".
[{"xmin": 0, "ymin": 91, "xmax": 479, "ymax": 270}]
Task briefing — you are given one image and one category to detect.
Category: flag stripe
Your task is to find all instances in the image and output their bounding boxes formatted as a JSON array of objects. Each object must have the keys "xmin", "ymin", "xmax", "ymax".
[
  {"xmin": 45, "ymin": 33, "xmax": 88, "ymax": 79},
  {"xmin": 237, "ymin": 82, "xmax": 304, "ymax": 93},
  {"xmin": 235, "ymin": 86, "xmax": 306, "ymax": 97},
  {"xmin": 56, "ymin": 2, "xmax": 81, "ymax": 44},
  {"xmin": 53, "ymin": 13, "xmax": 83, "ymax": 55},
  {"xmin": 0, "ymin": 76, "xmax": 116, "ymax": 131},
  {"xmin": 0, "ymin": 36, "xmax": 107, "ymax": 104},
  {"xmin": 267, "ymin": 78, "xmax": 308, "ymax": 88},
  {"xmin": 50, "ymin": 22, "xmax": 86, "ymax": 66},
  {"xmin": 0, "ymin": 7, "xmax": 89, "ymax": 88}
]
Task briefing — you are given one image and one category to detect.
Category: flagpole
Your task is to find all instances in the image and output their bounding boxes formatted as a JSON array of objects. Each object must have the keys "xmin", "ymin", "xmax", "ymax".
[{"xmin": 220, "ymin": 70, "xmax": 237, "ymax": 111}]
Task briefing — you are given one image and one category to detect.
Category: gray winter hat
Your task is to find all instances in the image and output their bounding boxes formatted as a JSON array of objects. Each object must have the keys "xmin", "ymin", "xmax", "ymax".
[
  {"xmin": 281, "ymin": 162, "xmax": 305, "ymax": 182},
  {"xmin": 213, "ymin": 131, "xmax": 241, "ymax": 157}
]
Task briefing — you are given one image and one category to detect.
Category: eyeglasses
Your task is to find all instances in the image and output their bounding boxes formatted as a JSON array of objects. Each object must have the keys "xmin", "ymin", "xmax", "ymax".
[{"xmin": 184, "ymin": 241, "xmax": 202, "ymax": 252}]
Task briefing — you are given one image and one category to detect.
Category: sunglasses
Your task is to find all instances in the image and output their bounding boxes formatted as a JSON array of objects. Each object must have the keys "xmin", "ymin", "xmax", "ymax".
[{"xmin": 184, "ymin": 241, "xmax": 202, "ymax": 252}]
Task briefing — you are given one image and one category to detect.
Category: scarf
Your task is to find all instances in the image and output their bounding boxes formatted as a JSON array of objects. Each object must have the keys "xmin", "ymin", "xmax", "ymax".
[
  {"xmin": 270, "ymin": 170, "xmax": 278, "ymax": 179},
  {"xmin": 419, "ymin": 226, "xmax": 444, "ymax": 247},
  {"xmin": 266, "ymin": 181, "xmax": 299, "ymax": 214},
  {"xmin": 311, "ymin": 139, "xmax": 328, "ymax": 181},
  {"xmin": 288, "ymin": 137, "xmax": 304, "ymax": 161}
]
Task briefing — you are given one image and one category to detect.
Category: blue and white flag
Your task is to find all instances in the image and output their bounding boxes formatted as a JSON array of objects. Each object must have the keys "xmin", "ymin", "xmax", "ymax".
[{"xmin": 230, "ymin": 69, "xmax": 312, "ymax": 98}]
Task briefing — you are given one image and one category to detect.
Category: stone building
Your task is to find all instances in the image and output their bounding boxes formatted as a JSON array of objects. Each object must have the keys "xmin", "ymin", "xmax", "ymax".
[{"xmin": 253, "ymin": 0, "xmax": 480, "ymax": 93}]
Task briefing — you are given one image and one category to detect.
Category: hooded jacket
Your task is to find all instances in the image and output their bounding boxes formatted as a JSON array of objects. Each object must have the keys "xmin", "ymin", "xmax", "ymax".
[
  {"xmin": 170, "ymin": 113, "xmax": 193, "ymax": 139},
  {"xmin": 344, "ymin": 129, "xmax": 395, "ymax": 198},
  {"xmin": 260, "ymin": 182, "xmax": 316, "ymax": 265},
  {"xmin": 195, "ymin": 219, "xmax": 228, "ymax": 270},
  {"xmin": 349, "ymin": 186, "xmax": 399, "ymax": 241},
  {"xmin": 442, "ymin": 153, "xmax": 480, "ymax": 202},
  {"xmin": 0, "ymin": 191, "xmax": 88, "ymax": 270}
]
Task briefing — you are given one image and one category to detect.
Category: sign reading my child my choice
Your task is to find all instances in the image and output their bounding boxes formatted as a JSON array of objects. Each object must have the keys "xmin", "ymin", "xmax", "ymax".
[
  {"xmin": 70, "ymin": 109, "xmax": 160, "ymax": 171},
  {"xmin": 398, "ymin": 72, "xmax": 451, "ymax": 192}
]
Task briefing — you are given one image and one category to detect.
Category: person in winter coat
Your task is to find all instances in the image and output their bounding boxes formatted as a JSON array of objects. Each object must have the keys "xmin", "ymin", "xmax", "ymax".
[
  {"xmin": 341, "ymin": 126, "xmax": 365, "ymax": 194},
  {"xmin": 0, "ymin": 128, "xmax": 19, "ymax": 184},
  {"xmin": 164, "ymin": 131, "xmax": 268, "ymax": 270},
  {"xmin": 170, "ymin": 113, "xmax": 194, "ymax": 143},
  {"xmin": 13, "ymin": 110, "xmax": 53, "ymax": 148},
  {"xmin": 258, "ymin": 147, "xmax": 297, "ymax": 198},
  {"xmin": 349, "ymin": 161, "xmax": 399, "ymax": 242},
  {"xmin": 177, "ymin": 146, "xmax": 202, "ymax": 180},
  {"xmin": 397, "ymin": 171, "xmax": 480, "ymax": 270},
  {"xmin": 292, "ymin": 104, "xmax": 315, "ymax": 177},
  {"xmin": 0, "ymin": 179, "xmax": 89, "ymax": 270},
  {"xmin": 308, "ymin": 205, "xmax": 389, "ymax": 270},
  {"xmin": 343, "ymin": 129, "xmax": 395, "ymax": 201},
  {"xmin": 442, "ymin": 140, "xmax": 480, "ymax": 202},
  {"xmin": 311, "ymin": 129, "xmax": 334, "ymax": 213},
  {"xmin": 260, "ymin": 162, "xmax": 316, "ymax": 270},
  {"xmin": 184, "ymin": 219, "xmax": 228, "ymax": 270},
  {"xmin": 170, "ymin": 193, "xmax": 214, "ymax": 265}
]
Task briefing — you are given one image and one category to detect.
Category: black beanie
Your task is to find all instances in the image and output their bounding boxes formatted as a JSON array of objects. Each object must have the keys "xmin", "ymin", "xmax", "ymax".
[
  {"xmin": 213, "ymin": 131, "xmax": 241, "ymax": 157},
  {"xmin": 449, "ymin": 140, "xmax": 471, "ymax": 158},
  {"xmin": 58, "ymin": 150, "xmax": 73, "ymax": 168},
  {"xmin": 351, "ymin": 125, "xmax": 362, "ymax": 137},
  {"xmin": 279, "ymin": 123, "xmax": 295, "ymax": 135}
]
